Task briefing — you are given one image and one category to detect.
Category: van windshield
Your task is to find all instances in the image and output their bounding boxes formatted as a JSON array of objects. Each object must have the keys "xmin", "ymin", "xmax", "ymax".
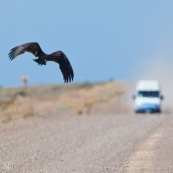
[{"xmin": 137, "ymin": 91, "xmax": 160, "ymax": 98}]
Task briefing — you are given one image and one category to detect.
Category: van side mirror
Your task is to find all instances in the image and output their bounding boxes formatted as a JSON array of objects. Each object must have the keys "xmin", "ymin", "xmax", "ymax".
[
  {"xmin": 160, "ymin": 95, "xmax": 164, "ymax": 100},
  {"xmin": 132, "ymin": 94, "xmax": 136, "ymax": 100}
]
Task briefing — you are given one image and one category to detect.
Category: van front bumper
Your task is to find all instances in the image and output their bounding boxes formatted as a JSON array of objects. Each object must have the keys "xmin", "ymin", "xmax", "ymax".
[{"xmin": 135, "ymin": 104, "xmax": 161, "ymax": 113}]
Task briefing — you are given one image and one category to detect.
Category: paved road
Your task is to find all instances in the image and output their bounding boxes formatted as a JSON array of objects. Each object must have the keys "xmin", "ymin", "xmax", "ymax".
[{"xmin": 0, "ymin": 113, "xmax": 172, "ymax": 173}]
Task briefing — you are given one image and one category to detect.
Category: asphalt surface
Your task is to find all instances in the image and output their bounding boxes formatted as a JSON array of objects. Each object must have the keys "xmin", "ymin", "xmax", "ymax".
[{"xmin": 0, "ymin": 113, "xmax": 172, "ymax": 173}]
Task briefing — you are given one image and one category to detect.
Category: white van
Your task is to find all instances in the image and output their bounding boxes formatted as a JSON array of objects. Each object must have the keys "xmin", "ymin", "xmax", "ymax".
[{"xmin": 133, "ymin": 80, "xmax": 164, "ymax": 113}]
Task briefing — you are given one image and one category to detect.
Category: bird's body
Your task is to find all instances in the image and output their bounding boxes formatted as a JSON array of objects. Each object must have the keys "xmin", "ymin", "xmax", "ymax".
[{"xmin": 9, "ymin": 42, "xmax": 74, "ymax": 83}]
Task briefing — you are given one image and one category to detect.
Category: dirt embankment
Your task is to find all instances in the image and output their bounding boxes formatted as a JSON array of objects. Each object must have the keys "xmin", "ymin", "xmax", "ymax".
[{"xmin": 0, "ymin": 82, "xmax": 129, "ymax": 123}]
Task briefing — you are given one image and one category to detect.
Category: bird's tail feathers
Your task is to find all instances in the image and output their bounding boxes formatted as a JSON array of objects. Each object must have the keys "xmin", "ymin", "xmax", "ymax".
[{"xmin": 33, "ymin": 59, "xmax": 46, "ymax": 66}]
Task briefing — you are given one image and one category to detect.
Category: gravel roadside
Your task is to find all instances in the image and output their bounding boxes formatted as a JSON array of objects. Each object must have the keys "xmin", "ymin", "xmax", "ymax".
[{"xmin": 0, "ymin": 113, "xmax": 168, "ymax": 173}]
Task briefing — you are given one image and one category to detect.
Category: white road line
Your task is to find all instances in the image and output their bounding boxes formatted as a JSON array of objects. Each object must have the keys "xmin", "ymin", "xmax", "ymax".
[{"xmin": 121, "ymin": 126, "xmax": 164, "ymax": 173}]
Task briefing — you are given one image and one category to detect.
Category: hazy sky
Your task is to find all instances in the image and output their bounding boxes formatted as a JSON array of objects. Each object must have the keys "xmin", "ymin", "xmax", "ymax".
[{"xmin": 1, "ymin": 1, "xmax": 173, "ymax": 87}]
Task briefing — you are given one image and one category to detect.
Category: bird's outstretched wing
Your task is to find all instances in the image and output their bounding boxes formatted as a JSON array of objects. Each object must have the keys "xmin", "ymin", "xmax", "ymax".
[
  {"xmin": 46, "ymin": 51, "xmax": 74, "ymax": 83},
  {"xmin": 8, "ymin": 42, "xmax": 45, "ymax": 60}
]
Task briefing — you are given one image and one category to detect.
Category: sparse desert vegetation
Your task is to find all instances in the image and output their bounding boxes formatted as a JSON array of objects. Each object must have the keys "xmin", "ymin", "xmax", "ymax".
[{"xmin": 0, "ymin": 81, "xmax": 128, "ymax": 123}]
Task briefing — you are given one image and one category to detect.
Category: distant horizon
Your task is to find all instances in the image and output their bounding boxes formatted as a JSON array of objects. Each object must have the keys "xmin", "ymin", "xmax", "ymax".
[{"xmin": 1, "ymin": 78, "xmax": 127, "ymax": 89}]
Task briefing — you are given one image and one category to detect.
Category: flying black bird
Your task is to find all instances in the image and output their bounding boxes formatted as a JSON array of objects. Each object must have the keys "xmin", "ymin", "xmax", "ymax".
[{"xmin": 8, "ymin": 42, "xmax": 74, "ymax": 83}]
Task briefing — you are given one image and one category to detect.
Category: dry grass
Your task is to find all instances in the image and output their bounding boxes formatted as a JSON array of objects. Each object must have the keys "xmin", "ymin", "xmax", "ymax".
[
  {"xmin": 61, "ymin": 82, "xmax": 126, "ymax": 115},
  {"xmin": 0, "ymin": 81, "xmax": 127, "ymax": 123}
]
